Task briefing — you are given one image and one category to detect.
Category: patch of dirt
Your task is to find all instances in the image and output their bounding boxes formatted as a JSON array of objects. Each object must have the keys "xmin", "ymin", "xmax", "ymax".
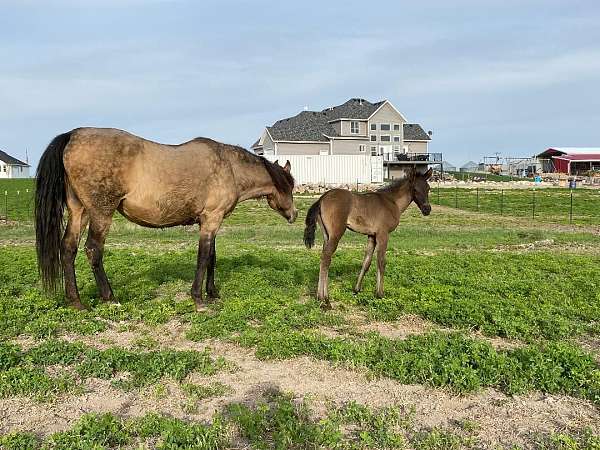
[
  {"xmin": 577, "ymin": 335, "xmax": 600, "ymax": 363},
  {"xmin": 3, "ymin": 321, "xmax": 597, "ymax": 449},
  {"xmin": 320, "ymin": 315, "xmax": 524, "ymax": 351}
]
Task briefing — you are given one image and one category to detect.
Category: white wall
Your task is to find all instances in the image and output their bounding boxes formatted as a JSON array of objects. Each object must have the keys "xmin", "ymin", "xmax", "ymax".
[
  {"xmin": 0, "ymin": 163, "xmax": 30, "ymax": 178},
  {"xmin": 265, "ymin": 154, "xmax": 383, "ymax": 184}
]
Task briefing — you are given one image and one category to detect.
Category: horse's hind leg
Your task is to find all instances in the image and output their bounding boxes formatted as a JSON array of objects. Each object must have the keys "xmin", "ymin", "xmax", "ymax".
[
  {"xmin": 62, "ymin": 190, "xmax": 88, "ymax": 310},
  {"xmin": 205, "ymin": 237, "xmax": 219, "ymax": 299},
  {"xmin": 354, "ymin": 235, "xmax": 376, "ymax": 294},
  {"xmin": 317, "ymin": 223, "xmax": 344, "ymax": 310},
  {"xmin": 375, "ymin": 233, "xmax": 389, "ymax": 298},
  {"xmin": 85, "ymin": 215, "xmax": 115, "ymax": 302}
]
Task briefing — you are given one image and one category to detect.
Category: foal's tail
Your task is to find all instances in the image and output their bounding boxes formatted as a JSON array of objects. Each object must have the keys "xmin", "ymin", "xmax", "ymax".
[
  {"xmin": 35, "ymin": 131, "xmax": 72, "ymax": 292},
  {"xmin": 304, "ymin": 199, "xmax": 321, "ymax": 249}
]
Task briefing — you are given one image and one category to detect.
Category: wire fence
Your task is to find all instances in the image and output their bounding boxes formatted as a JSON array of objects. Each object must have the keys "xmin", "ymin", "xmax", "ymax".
[
  {"xmin": 1, "ymin": 187, "xmax": 35, "ymax": 223},
  {"xmin": 1, "ymin": 183, "xmax": 600, "ymax": 225},
  {"xmin": 435, "ymin": 186, "xmax": 600, "ymax": 224}
]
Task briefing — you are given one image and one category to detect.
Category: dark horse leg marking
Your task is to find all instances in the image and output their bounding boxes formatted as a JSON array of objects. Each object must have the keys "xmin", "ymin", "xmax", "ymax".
[
  {"xmin": 354, "ymin": 235, "xmax": 376, "ymax": 294},
  {"xmin": 191, "ymin": 215, "xmax": 223, "ymax": 311},
  {"xmin": 85, "ymin": 216, "xmax": 115, "ymax": 302},
  {"xmin": 205, "ymin": 237, "xmax": 219, "ymax": 300},
  {"xmin": 61, "ymin": 191, "xmax": 88, "ymax": 310}
]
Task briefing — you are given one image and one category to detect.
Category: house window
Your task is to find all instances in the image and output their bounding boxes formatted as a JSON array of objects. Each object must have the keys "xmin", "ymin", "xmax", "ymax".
[
  {"xmin": 380, "ymin": 135, "xmax": 391, "ymax": 142},
  {"xmin": 393, "ymin": 123, "xmax": 400, "ymax": 131},
  {"xmin": 393, "ymin": 145, "xmax": 401, "ymax": 153},
  {"xmin": 370, "ymin": 123, "xmax": 376, "ymax": 131},
  {"xmin": 350, "ymin": 121, "xmax": 360, "ymax": 134},
  {"xmin": 359, "ymin": 144, "xmax": 366, "ymax": 153},
  {"xmin": 370, "ymin": 146, "xmax": 377, "ymax": 156},
  {"xmin": 393, "ymin": 136, "xmax": 400, "ymax": 143},
  {"xmin": 370, "ymin": 135, "xmax": 377, "ymax": 142},
  {"xmin": 2, "ymin": 165, "xmax": 6, "ymax": 172},
  {"xmin": 380, "ymin": 123, "xmax": 391, "ymax": 131}
]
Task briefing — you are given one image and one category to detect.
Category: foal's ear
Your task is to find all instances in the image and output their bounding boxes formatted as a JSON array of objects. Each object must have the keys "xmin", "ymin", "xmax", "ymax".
[
  {"xmin": 424, "ymin": 168, "xmax": 433, "ymax": 180},
  {"xmin": 273, "ymin": 160, "xmax": 279, "ymax": 166},
  {"xmin": 283, "ymin": 160, "xmax": 291, "ymax": 173}
]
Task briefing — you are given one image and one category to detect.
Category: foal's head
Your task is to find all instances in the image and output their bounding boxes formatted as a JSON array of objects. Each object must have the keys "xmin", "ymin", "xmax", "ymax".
[
  {"xmin": 263, "ymin": 159, "xmax": 298, "ymax": 223},
  {"xmin": 411, "ymin": 168, "xmax": 433, "ymax": 216}
]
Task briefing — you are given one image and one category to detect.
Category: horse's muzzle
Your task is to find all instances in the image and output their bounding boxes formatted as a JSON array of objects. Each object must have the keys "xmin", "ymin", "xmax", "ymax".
[
  {"xmin": 421, "ymin": 205, "xmax": 432, "ymax": 216},
  {"xmin": 288, "ymin": 209, "xmax": 298, "ymax": 224}
]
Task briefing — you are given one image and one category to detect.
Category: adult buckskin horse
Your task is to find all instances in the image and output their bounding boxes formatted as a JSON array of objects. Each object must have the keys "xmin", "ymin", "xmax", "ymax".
[{"xmin": 35, "ymin": 128, "xmax": 297, "ymax": 311}]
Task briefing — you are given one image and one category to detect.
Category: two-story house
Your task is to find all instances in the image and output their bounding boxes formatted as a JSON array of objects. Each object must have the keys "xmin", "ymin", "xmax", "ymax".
[{"xmin": 252, "ymin": 98, "xmax": 434, "ymax": 180}]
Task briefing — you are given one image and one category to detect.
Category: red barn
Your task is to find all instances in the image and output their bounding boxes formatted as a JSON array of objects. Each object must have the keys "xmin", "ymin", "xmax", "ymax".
[{"xmin": 537, "ymin": 148, "xmax": 600, "ymax": 175}]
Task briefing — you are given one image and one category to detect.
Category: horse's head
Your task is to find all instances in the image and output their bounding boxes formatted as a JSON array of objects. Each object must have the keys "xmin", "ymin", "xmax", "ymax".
[
  {"xmin": 411, "ymin": 167, "xmax": 433, "ymax": 216},
  {"xmin": 266, "ymin": 160, "xmax": 298, "ymax": 223}
]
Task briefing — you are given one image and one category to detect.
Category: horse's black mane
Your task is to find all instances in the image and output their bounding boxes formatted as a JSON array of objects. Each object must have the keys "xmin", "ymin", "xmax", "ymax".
[
  {"xmin": 192, "ymin": 137, "xmax": 295, "ymax": 195},
  {"xmin": 377, "ymin": 177, "xmax": 412, "ymax": 193}
]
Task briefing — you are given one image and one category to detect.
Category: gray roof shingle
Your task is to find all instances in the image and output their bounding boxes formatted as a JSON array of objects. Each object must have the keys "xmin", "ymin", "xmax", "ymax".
[
  {"xmin": 321, "ymin": 98, "xmax": 385, "ymax": 121},
  {"xmin": 403, "ymin": 124, "xmax": 431, "ymax": 141},
  {"xmin": 263, "ymin": 98, "xmax": 429, "ymax": 143},
  {"xmin": 0, "ymin": 150, "xmax": 28, "ymax": 166},
  {"xmin": 268, "ymin": 110, "xmax": 339, "ymax": 142}
]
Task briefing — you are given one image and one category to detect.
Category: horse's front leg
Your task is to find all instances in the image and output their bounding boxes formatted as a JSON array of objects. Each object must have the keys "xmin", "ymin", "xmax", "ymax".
[
  {"xmin": 191, "ymin": 216, "xmax": 222, "ymax": 311},
  {"xmin": 205, "ymin": 237, "xmax": 219, "ymax": 300}
]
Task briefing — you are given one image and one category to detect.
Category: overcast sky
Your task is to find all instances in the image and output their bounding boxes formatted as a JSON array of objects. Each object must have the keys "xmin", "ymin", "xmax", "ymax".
[{"xmin": 1, "ymin": 0, "xmax": 599, "ymax": 168}]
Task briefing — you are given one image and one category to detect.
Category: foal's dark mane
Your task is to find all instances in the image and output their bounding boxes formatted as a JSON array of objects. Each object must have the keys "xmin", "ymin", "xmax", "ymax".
[
  {"xmin": 377, "ymin": 177, "xmax": 412, "ymax": 193},
  {"xmin": 192, "ymin": 137, "xmax": 295, "ymax": 195}
]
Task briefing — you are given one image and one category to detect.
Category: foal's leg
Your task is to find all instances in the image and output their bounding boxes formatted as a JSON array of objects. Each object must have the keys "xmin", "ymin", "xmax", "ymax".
[
  {"xmin": 375, "ymin": 233, "xmax": 389, "ymax": 298},
  {"xmin": 191, "ymin": 214, "xmax": 222, "ymax": 311},
  {"xmin": 205, "ymin": 237, "xmax": 219, "ymax": 299},
  {"xmin": 85, "ymin": 215, "xmax": 115, "ymax": 302},
  {"xmin": 61, "ymin": 193, "xmax": 88, "ymax": 310},
  {"xmin": 354, "ymin": 235, "xmax": 376, "ymax": 294},
  {"xmin": 317, "ymin": 229, "xmax": 344, "ymax": 310}
]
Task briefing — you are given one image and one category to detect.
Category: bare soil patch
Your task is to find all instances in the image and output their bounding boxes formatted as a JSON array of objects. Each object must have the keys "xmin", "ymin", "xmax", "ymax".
[{"xmin": 3, "ymin": 321, "xmax": 597, "ymax": 448}]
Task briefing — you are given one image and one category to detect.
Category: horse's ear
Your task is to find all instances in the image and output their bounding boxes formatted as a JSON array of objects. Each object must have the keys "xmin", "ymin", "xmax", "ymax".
[
  {"xmin": 283, "ymin": 160, "xmax": 291, "ymax": 173},
  {"xmin": 424, "ymin": 168, "xmax": 433, "ymax": 180},
  {"xmin": 273, "ymin": 160, "xmax": 279, "ymax": 166}
]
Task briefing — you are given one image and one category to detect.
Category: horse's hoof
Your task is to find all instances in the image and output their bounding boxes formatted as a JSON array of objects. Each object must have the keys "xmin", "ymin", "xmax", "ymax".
[
  {"xmin": 375, "ymin": 292, "xmax": 384, "ymax": 299},
  {"xmin": 353, "ymin": 287, "xmax": 361, "ymax": 294},
  {"xmin": 71, "ymin": 301, "xmax": 88, "ymax": 311},
  {"xmin": 206, "ymin": 291, "xmax": 220, "ymax": 300}
]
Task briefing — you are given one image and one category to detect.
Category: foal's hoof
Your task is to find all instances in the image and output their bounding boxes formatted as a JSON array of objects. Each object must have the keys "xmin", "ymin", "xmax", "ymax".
[
  {"xmin": 375, "ymin": 291, "xmax": 384, "ymax": 299},
  {"xmin": 319, "ymin": 300, "xmax": 333, "ymax": 311},
  {"xmin": 352, "ymin": 287, "xmax": 362, "ymax": 295}
]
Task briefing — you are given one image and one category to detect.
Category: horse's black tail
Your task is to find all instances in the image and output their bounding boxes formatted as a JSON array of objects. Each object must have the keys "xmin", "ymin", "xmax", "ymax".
[
  {"xmin": 304, "ymin": 198, "xmax": 321, "ymax": 249},
  {"xmin": 35, "ymin": 132, "xmax": 71, "ymax": 293}
]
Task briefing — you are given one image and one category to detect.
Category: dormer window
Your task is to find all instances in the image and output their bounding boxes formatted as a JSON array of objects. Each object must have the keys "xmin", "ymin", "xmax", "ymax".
[{"xmin": 350, "ymin": 121, "xmax": 359, "ymax": 134}]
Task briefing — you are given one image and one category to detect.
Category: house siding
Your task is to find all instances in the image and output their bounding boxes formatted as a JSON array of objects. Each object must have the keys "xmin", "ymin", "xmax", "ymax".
[
  {"xmin": 404, "ymin": 141, "xmax": 428, "ymax": 153},
  {"xmin": 276, "ymin": 142, "xmax": 330, "ymax": 155},
  {"xmin": 261, "ymin": 132, "xmax": 275, "ymax": 155},
  {"xmin": 339, "ymin": 120, "xmax": 367, "ymax": 137},
  {"xmin": 368, "ymin": 103, "xmax": 405, "ymax": 147},
  {"xmin": 331, "ymin": 139, "xmax": 369, "ymax": 155}
]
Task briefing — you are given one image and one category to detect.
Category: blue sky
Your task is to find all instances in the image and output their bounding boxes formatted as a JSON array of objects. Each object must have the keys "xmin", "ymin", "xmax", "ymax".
[{"xmin": 1, "ymin": 0, "xmax": 599, "ymax": 168}]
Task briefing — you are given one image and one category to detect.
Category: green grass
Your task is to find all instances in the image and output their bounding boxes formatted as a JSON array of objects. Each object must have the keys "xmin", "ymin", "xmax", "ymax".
[
  {"xmin": 0, "ymin": 178, "xmax": 35, "ymax": 222},
  {"xmin": 434, "ymin": 187, "xmax": 600, "ymax": 224},
  {"xmin": 0, "ymin": 339, "xmax": 227, "ymax": 399},
  {"xmin": 1, "ymin": 395, "xmax": 598, "ymax": 449},
  {"xmin": 447, "ymin": 171, "xmax": 529, "ymax": 182}
]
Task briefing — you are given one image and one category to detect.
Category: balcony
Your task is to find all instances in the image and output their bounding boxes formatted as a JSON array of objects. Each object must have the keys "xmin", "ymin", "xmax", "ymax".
[{"xmin": 383, "ymin": 152, "xmax": 443, "ymax": 164}]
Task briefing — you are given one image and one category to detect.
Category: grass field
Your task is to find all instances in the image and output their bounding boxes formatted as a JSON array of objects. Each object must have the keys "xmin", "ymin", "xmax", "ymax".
[
  {"xmin": 1, "ymin": 181, "xmax": 599, "ymax": 448},
  {"xmin": 435, "ymin": 186, "xmax": 600, "ymax": 224}
]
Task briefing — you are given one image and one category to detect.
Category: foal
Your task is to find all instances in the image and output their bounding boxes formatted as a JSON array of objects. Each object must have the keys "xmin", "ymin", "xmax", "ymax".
[{"xmin": 304, "ymin": 168, "xmax": 432, "ymax": 309}]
